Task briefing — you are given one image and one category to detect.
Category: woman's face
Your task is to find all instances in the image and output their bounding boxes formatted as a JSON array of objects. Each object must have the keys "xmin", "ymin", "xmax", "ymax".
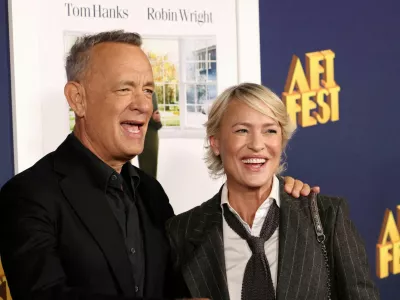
[{"xmin": 210, "ymin": 99, "xmax": 283, "ymax": 190}]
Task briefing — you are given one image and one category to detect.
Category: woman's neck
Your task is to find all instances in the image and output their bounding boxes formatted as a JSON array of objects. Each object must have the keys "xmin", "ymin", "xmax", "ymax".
[{"xmin": 226, "ymin": 179, "xmax": 273, "ymax": 227}]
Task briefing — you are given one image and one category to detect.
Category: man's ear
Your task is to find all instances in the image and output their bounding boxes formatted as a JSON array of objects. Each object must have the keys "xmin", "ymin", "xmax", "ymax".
[
  {"xmin": 64, "ymin": 81, "xmax": 85, "ymax": 118},
  {"xmin": 210, "ymin": 135, "xmax": 220, "ymax": 156}
]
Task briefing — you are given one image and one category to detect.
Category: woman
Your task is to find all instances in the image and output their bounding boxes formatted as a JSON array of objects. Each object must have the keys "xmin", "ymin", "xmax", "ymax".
[{"xmin": 166, "ymin": 83, "xmax": 379, "ymax": 300}]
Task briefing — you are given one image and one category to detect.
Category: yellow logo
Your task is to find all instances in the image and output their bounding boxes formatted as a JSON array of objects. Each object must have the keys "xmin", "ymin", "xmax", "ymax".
[
  {"xmin": 376, "ymin": 205, "xmax": 400, "ymax": 279},
  {"xmin": 282, "ymin": 50, "xmax": 340, "ymax": 127}
]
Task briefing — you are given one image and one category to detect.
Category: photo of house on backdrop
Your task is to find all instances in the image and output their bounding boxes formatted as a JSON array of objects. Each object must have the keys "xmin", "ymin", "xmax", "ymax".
[{"xmin": 64, "ymin": 33, "xmax": 217, "ymax": 136}]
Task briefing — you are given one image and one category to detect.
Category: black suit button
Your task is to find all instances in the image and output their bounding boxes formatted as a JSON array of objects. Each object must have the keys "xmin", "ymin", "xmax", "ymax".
[
  {"xmin": 111, "ymin": 174, "xmax": 117, "ymax": 180},
  {"xmin": 130, "ymin": 248, "xmax": 136, "ymax": 254},
  {"xmin": 135, "ymin": 286, "xmax": 139, "ymax": 292}
]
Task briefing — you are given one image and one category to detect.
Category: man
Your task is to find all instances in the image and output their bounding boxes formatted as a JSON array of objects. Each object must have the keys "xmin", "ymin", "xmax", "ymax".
[
  {"xmin": 138, "ymin": 93, "xmax": 162, "ymax": 178},
  {"xmin": 0, "ymin": 31, "xmax": 315, "ymax": 299}
]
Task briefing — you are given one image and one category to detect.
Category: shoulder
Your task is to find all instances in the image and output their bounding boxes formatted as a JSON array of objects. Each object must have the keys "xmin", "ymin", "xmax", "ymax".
[
  {"xmin": 134, "ymin": 166, "xmax": 175, "ymax": 222},
  {"xmin": 1, "ymin": 152, "xmax": 57, "ymax": 199},
  {"xmin": 135, "ymin": 166, "xmax": 163, "ymax": 190},
  {"xmin": 166, "ymin": 194, "xmax": 220, "ymax": 239},
  {"xmin": 166, "ymin": 202, "xmax": 202, "ymax": 235},
  {"xmin": 135, "ymin": 166, "xmax": 169, "ymax": 205},
  {"xmin": 0, "ymin": 152, "xmax": 60, "ymax": 222},
  {"xmin": 289, "ymin": 193, "xmax": 347, "ymax": 230},
  {"xmin": 316, "ymin": 194, "xmax": 345, "ymax": 211},
  {"xmin": 312, "ymin": 194, "xmax": 352, "ymax": 234}
]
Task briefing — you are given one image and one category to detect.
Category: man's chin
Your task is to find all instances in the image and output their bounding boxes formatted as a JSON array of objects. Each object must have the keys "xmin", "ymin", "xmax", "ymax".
[{"xmin": 120, "ymin": 146, "xmax": 144, "ymax": 161}]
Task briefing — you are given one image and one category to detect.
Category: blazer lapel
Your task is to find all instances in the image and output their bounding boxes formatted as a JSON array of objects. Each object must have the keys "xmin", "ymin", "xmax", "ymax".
[
  {"xmin": 54, "ymin": 137, "xmax": 135, "ymax": 296},
  {"xmin": 135, "ymin": 177, "xmax": 172, "ymax": 296},
  {"xmin": 276, "ymin": 183, "xmax": 298, "ymax": 299},
  {"xmin": 276, "ymin": 178, "xmax": 325, "ymax": 300},
  {"xmin": 182, "ymin": 193, "xmax": 230, "ymax": 300}
]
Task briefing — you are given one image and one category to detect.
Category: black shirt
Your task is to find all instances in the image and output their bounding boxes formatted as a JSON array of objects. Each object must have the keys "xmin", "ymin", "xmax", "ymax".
[{"xmin": 69, "ymin": 134, "xmax": 145, "ymax": 296}]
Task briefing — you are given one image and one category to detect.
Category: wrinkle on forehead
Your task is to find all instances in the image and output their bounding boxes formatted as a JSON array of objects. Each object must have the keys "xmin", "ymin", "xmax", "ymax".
[{"xmin": 83, "ymin": 43, "xmax": 153, "ymax": 88}]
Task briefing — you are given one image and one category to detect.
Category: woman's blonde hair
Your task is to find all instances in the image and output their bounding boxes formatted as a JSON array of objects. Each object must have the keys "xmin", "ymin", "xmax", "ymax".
[{"xmin": 204, "ymin": 82, "xmax": 296, "ymax": 178}]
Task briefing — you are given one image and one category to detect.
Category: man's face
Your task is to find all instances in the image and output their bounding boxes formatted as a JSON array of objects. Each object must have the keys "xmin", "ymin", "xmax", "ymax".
[{"xmin": 79, "ymin": 42, "xmax": 154, "ymax": 163}]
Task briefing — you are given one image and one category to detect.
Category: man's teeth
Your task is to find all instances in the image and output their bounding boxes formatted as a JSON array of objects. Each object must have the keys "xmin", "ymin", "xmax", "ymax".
[
  {"xmin": 242, "ymin": 158, "xmax": 266, "ymax": 164},
  {"xmin": 127, "ymin": 125, "xmax": 139, "ymax": 133},
  {"xmin": 122, "ymin": 123, "xmax": 140, "ymax": 133}
]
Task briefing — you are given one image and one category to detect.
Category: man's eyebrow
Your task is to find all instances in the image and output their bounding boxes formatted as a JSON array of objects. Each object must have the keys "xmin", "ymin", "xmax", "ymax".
[{"xmin": 118, "ymin": 80, "xmax": 155, "ymax": 88}]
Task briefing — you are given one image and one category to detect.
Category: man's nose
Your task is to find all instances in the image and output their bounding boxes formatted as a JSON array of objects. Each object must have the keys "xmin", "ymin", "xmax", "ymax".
[{"xmin": 129, "ymin": 92, "xmax": 152, "ymax": 113}]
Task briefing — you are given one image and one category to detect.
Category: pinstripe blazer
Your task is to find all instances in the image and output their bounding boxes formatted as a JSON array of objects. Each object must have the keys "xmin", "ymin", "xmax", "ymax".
[{"xmin": 166, "ymin": 178, "xmax": 380, "ymax": 300}]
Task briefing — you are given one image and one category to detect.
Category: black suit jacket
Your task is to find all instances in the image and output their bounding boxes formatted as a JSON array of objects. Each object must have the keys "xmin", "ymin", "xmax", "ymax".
[
  {"xmin": 166, "ymin": 178, "xmax": 380, "ymax": 300},
  {"xmin": 0, "ymin": 135, "xmax": 175, "ymax": 300}
]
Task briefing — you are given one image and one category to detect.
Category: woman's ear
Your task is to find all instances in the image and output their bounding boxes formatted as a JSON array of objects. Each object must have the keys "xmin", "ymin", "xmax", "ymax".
[{"xmin": 210, "ymin": 135, "xmax": 220, "ymax": 156}]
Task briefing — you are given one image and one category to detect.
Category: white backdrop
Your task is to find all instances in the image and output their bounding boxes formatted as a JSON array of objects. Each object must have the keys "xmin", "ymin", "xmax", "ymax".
[{"xmin": 8, "ymin": 0, "xmax": 261, "ymax": 214}]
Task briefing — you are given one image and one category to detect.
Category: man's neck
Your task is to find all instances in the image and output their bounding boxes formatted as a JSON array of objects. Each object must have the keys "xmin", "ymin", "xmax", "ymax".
[{"xmin": 72, "ymin": 128, "xmax": 125, "ymax": 173}]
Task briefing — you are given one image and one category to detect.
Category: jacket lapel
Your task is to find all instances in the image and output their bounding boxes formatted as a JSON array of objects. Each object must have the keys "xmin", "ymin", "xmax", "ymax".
[
  {"xmin": 182, "ymin": 192, "xmax": 230, "ymax": 300},
  {"xmin": 276, "ymin": 178, "xmax": 325, "ymax": 300},
  {"xmin": 276, "ymin": 183, "xmax": 298, "ymax": 299},
  {"xmin": 135, "ymin": 174, "xmax": 173, "ymax": 297},
  {"xmin": 54, "ymin": 136, "xmax": 135, "ymax": 295}
]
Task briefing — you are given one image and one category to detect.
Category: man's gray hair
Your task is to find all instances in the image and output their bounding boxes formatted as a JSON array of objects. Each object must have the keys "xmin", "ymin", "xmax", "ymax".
[{"xmin": 65, "ymin": 30, "xmax": 142, "ymax": 82}]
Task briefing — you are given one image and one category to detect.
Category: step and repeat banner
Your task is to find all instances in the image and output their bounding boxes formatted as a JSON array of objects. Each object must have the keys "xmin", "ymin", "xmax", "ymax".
[{"xmin": 259, "ymin": 1, "xmax": 399, "ymax": 299}]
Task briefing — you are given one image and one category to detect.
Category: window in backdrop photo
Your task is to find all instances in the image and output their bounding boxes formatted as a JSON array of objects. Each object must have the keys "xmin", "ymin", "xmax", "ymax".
[
  {"xmin": 63, "ymin": 32, "xmax": 217, "ymax": 135},
  {"xmin": 142, "ymin": 37, "xmax": 217, "ymax": 130}
]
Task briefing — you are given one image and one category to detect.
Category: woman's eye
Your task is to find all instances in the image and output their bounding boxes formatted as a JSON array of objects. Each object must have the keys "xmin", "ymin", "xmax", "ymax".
[{"xmin": 266, "ymin": 129, "xmax": 277, "ymax": 134}]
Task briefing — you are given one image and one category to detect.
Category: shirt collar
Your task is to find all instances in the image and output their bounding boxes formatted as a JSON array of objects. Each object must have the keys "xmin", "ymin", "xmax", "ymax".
[
  {"xmin": 69, "ymin": 133, "xmax": 140, "ymax": 191},
  {"xmin": 220, "ymin": 175, "xmax": 281, "ymax": 208},
  {"xmin": 121, "ymin": 162, "xmax": 140, "ymax": 190}
]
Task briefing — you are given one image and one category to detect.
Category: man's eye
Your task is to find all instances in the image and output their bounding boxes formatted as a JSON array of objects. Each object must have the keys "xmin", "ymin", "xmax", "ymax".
[
  {"xmin": 235, "ymin": 129, "xmax": 248, "ymax": 133},
  {"xmin": 144, "ymin": 89, "xmax": 154, "ymax": 94},
  {"xmin": 119, "ymin": 88, "xmax": 130, "ymax": 92}
]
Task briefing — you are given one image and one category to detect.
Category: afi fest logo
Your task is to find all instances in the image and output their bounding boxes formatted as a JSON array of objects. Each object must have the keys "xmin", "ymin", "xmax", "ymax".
[
  {"xmin": 376, "ymin": 205, "xmax": 400, "ymax": 279},
  {"xmin": 282, "ymin": 50, "xmax": 340, "ymax": 127}
]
